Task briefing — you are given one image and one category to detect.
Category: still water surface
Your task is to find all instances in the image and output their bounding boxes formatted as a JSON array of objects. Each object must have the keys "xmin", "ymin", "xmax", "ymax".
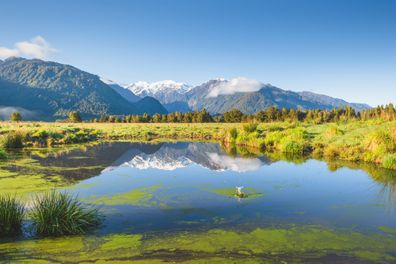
[{"xmin": 1, "ymin": 142, "xmax": 396, "ymax": 263}]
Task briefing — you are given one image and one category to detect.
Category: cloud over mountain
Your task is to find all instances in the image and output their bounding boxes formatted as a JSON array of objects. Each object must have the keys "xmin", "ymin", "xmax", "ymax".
[
  {"xmin": 0, "ymin": 36, "xmax": 57, "ymax": 59},
  {"xmin": 206, "ymin": 77, "xmax": 263, "ymax": 97}
]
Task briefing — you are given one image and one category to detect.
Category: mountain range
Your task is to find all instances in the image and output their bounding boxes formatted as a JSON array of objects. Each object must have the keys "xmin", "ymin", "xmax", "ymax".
[
  {"xmin": 0, "ymin": 57, "xmax": 370, "ymax": 120},
  {"xmin": 0, "ymin": 57, "xmax": 166, "ymax": 120},
  {"xmin": 110, "ymin": 78, "xmax": 370, "ymax": 114}
]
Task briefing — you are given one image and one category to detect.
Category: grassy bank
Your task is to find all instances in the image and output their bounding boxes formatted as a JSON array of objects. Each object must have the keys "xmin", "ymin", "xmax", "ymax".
[{"xmin": 0, "ymin": 120, "xmax": 395, "ymax": 169}]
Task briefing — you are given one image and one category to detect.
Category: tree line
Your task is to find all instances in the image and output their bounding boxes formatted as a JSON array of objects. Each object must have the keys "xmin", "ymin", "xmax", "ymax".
[
  {"xmin": 5, "ymin": 104, "xmax": 396, "ymax": 123},
  {"xmin": 89, "ymin": 104, "xmax": 396, "ymax": 124}
]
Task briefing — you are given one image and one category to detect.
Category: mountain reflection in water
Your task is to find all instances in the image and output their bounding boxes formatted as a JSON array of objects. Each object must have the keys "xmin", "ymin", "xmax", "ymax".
[{"xmin": 103, "ymin": 142, "xmax": 270, "ymax": 172}]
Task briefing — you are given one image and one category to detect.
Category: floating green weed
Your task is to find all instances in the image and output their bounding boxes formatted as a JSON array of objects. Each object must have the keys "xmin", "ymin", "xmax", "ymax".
[
  {"xmin": 0, "ymin": 226, "xmax": 396, "ymax": 262},
  {"xmin": 378, "ymin": 226, "xmax": 396, "ymax": 234},
  {"xmin": 87, "ymin": 185, "xmax": 162, "ymax": 206},
  {"xmin": 209, "ymin": 187, "xmax": 264, "ymax": 200}
]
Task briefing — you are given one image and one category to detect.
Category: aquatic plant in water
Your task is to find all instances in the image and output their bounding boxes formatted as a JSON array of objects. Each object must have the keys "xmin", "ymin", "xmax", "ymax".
[
  {"xmin": 1, "ymin": 225, "xmax": 394, "ymax": 263},
  {"xmin": 30, "ymin": 191, "xmax": 101, "ymax": 236},
  {"xmin": 0, "ymin": 195, "xmax": 25, "ymax": 236}
]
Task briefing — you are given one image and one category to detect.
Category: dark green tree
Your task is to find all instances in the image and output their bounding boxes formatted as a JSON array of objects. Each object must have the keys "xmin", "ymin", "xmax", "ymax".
[
  {"xmin": 68, "ymin": 111, "xmax": 82, "ymax": 122},
  {"xmin": 223, "ymin": 109, "xmax": 244, "ymax": 123},
  {"xmin": 10, "ymin": 112, "xmax": 22, "ymax": 122}
]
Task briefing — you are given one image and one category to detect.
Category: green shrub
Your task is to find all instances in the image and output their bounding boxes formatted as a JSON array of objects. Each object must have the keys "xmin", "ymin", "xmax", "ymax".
[
  {"xmin": 31, "ymin": 191, "xmax": 101, "ymax": 236},
  {"xmin": 365, "ymin": 129, "xmax": 395, "ymax": 154},
  {"xmin": 325, "ymin": 126, "xmax": 344, "ymax": 138},
  {"xmin": 243, "ymin": 123, "xmax": 258, "ymax": 133},
  {"xmin": 68, "ymin": 111, "xmax": 82, "ymax": 122},
  {"xmin": 382, "ymin": 154, "xmax": 396, "ymax": 170},
  {"xmin": 1, "ymin": 131, "xmax": 25, "ymax": 148},
  {"xmin": 229, "ymin": 128, "xmax": 238, "ymax": 140},
  {"xmin": 0, "ymin": 195, "xmax": 25, "ymax": 236},
  {"xmin": 281, "ymin": 140, "xmax": 305, "ymax": 154},
  {"xmin": 31, "ymin": 129, "xmax": 49, "ymax": 139},
  {"xmin": 323, "ymin": 145, "xmax": 340, "ymax": 159},
  {"xmin": 267, "ymin": 126, "xmax": 284, "ymax": 132},
  {"xmin": 10, "ymin": 112, "xmax": 22, "ymax": 122}
]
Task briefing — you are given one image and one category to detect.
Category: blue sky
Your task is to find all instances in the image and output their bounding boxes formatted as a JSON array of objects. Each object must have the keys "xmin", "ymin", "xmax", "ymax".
[{"xmin": 0, "ymin": 0, "xmax": 395, "ymax": 106}]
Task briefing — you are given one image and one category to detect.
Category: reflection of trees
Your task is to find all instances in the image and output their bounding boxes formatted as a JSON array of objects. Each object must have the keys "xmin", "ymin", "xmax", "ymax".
[
  {"xmin": 326, "ymin": 160, "xmax": 396, "ymax": 206},
  {"xmin": 221, "ymin": 143, "xmax": 308, "ymax": 164},
  {"xmin": 222, "ymin": 142, "xmax": 396, "ymax": 205},
  {"xmin": 5, "ymin": 141, "xmax": 395, "ymax": 204},
  {"xmin": 4, "ymin": 142, "xmax": 164, "ymax": 181}
]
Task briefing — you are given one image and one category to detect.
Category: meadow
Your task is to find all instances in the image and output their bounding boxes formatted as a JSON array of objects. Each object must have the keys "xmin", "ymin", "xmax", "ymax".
[{"xmin": 0, "ymin": 120, "xmax": 395, "ymax": 170}]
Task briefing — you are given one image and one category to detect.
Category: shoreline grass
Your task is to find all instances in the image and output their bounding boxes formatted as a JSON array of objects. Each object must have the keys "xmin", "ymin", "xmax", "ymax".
[
  {"xmin": 0, "ymin": 120, "xmax": 395, "ymax": 170},
  {"xmin": 30, "ymin": 191, "xmax": 102, "ymax": 236},
  {"xmin": 0, "ymin": 195, "xmax": 25, "ymax": 236}
]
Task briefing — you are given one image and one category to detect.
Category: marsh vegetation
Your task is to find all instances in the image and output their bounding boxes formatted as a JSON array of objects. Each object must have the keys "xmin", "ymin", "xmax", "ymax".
[
  {"xmin": 1, "ymin": 118, "xmax": 395, "ymax": 169},
  {"xmin": 0, "ymin": 195, "xmax": 24, "ymax": 236}
]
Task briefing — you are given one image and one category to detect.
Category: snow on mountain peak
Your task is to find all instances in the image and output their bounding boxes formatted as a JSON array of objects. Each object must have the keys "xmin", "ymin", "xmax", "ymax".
[
  {"xmin": 124, "ymin": 155, "xmax": 192, "ymax": 170},
  {"xmin": 126, "ymin": 80, "xmax": 192, "ymax": 96}
]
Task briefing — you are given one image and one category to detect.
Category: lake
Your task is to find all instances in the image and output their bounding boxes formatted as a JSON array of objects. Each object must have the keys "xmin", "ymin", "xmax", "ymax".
[{"xmin": 1, "ymin": 141, "xmax": 396, "ymax": 263}]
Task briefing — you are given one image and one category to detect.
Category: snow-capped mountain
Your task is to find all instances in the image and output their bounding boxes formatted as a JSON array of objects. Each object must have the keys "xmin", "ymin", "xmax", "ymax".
[
  {"xmin": 127, "ymin": 80, "xmax": 192, "ymax": 96},
  {"xmin": 101, "ymin": 76, "xmax": 370, "ymax": 114},
  {"xmin": 102, "ymin": 142, "xmax": 272, "ymax": 172},
  {"xmin": 126, "ymin": 80, "xmax": 192, "ymax": 104},
  {"xmin": 125, "ymin": 155, "xmax": 192, "ymax": 170}
]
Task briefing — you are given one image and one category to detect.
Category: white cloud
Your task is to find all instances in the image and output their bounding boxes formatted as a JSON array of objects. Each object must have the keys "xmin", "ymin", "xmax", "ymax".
[
  {"xmin": 207, "ymin": 77, "xmax": 263, "ymax": 97},
  {"xmin": 206, "ymin": 152, "xmax": 263, "ymax": 172},
  {"xmin": 0, "ymin": 36, "xmax": 57, "ymax": 59},
  {"xmin": 0, "ymin": 47, "xmax": 19, "ymax": 58}
]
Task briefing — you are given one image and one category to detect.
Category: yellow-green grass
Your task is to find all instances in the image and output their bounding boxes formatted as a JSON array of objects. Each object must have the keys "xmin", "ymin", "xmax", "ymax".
[{"xmin": 0, "ymin": 120, "xmax": 395, "ymax": 169}]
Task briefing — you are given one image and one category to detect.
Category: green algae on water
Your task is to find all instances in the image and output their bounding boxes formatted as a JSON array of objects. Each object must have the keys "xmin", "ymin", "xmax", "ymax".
[
  {"xmin": 208, "ymin": 187, "xmax": 264, "ymax": 200},
  {"xmin": 0, "ymin": 168, "xmax": 65, "ymax": 198},
  {"xmin": 1, "ymin": 225, "xmax": 396, "ymax": 263},
  {"xmin": 378, "ymin": 226, "xmax": 396, "ymax": 234},
  {"xmin": 86, "ymin": 185, "xmax": 162, "ymax": 206}
]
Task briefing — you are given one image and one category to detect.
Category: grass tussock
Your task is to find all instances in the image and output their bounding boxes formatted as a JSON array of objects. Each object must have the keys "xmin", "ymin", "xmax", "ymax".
[
  {"xmin": 243, "ymin": 123, "xmax": 258, "ymax": 133},
  {"xmin": 31, "ymin": 191, "xmax": 101, "ymax": 236},
  {"xmin": 0, "ymin": 195, "xmax": 25, "ymax": 236},
  {"xmin": 325, "ymin": 126, "xmax": 344, "ymax": 138},
  {"xmin": 1, "ymin": 131, "xmax": 26, "ymax": 148},
  {"xmin": 382, "ymin": 154, "xmax": 396, "ymax": 170}
]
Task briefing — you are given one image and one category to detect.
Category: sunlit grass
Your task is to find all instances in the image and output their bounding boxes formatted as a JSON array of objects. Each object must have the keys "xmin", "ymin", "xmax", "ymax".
[
  {"xmin": 1, "ymin": 130, "xmax": 25, "ymax": 148},
  {"xmin": 0, "ymin": 120, "xmax": 395, "ymax": 169}
]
